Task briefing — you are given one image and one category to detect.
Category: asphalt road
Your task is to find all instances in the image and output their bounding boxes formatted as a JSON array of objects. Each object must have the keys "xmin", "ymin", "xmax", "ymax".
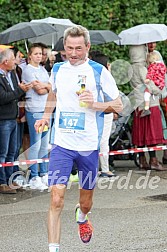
[{"xmin": 1, "ymin": 154, "xmax": 167, "ymax": 252}]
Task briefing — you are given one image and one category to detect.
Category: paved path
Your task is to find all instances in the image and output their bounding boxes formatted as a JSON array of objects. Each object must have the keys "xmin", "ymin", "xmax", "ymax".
[{"xmin": 1, "ymin": 157, "xmax": 167, "ymax": 252}]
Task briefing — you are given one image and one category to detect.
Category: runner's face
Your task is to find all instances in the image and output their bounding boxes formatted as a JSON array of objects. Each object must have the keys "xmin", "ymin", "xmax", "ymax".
[{"xmin": 64, "ymin": 35, "xmax": 90, "ymax": 65}]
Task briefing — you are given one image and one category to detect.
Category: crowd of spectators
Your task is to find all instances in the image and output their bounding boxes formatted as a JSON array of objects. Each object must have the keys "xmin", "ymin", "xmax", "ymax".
[{"xmin": 0, "ymin": 39, "xmax": 167, "ymax": 194}]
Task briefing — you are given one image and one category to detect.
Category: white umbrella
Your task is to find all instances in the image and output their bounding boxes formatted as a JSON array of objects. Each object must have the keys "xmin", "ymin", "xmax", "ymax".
[
  {"xmin": 115, "ymin": 24, "xmax": 167, "ymax": 45},
  {"xmin": 29, "ymin": 17, "xmax": 76, "ymax": 48},
  {"xmin": 31, "ymin": 17, "xmax": 74, "ymax": 26}
]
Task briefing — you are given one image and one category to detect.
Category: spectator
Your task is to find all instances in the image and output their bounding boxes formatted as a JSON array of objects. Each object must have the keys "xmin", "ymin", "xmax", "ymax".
[
  {"xmin": 37, "ymin": 42, "xmax": 49, "ymax": 67},
  {"xmin": 45, "ymin": 37, "xmax": 67, "ymax": 73},
  {"xmin": 89, "ymin": 50, "xmax": 115, "ymax": 177},
  {"xmin": 129, "ymin": 44, "xmax": 167, "ymax": 171},
  {"xmin": 54, "ymin": 36, "xmax": 67, "ymax": 62},
  {"xmin": 11, "ymin": 46, "xmax": 26, "ymax": 177},
  {"xmin": 0, "ymin": 48, "xmax": 32, "ymax": 194},
  {"xmin": 147, "ymin": 42, "xmax": 167, "ymax": 164},
  {"xmin": 18, "ymin": 53, "xmax": 30, "ymax": 162},
  {"xmin": 109, "ymin": 90, "xmax": 132, "ymax": 167},
  {"xmin": 22, "ymin": 43, "xmax": 51, "ymax": 190}
]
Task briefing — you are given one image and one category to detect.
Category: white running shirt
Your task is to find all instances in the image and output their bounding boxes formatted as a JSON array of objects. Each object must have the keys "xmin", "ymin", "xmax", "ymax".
[{"xmin": 49, "ymin": 59, "xmax": 119, "ymax": 151}]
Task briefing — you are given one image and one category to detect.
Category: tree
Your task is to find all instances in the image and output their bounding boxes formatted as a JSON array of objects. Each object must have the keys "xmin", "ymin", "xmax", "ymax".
[{"xmin": 0, "ymin": 0, "xmax": 166, "ymax": 93}]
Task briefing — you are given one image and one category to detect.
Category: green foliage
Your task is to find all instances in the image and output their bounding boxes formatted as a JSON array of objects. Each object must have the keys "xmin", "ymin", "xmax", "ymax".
[{"xmin": 0, "ymin": 0, "xmax": 166, "ymax": 94}]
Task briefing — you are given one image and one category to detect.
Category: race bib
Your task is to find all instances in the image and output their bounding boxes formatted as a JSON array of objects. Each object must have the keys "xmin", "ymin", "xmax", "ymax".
[{"xmin": 59, "ymin": 112, "xmax": 85, "ymax": 132}]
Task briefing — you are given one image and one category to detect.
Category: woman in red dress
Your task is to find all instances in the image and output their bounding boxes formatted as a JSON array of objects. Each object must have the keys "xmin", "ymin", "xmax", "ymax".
[{"xmin": 129, "ymin": 44, "xmax": 167, "ymax": 171}]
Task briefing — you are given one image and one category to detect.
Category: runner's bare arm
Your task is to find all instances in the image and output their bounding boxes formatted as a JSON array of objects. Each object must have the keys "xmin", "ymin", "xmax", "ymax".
[
  {"xmin": 79, "ymin": 90, "xmax": 123, "ymax": 113},
  {"xmin": 34, "ymin": 89, "xmax": 56, "ymax": 133},
  {"xmin": 93, "ymin": 96, "xmax": 123, "ymax": 113}
]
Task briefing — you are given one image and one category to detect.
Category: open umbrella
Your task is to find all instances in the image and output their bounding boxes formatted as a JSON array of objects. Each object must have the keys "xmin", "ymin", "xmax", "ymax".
[
  {"xmin": 115, "ymin": 24, "xmax": 167, "ymax": 45},
  {"xmin": 0, "ymin": 22, "xmax": 57, "ymax": 44},
  {"xmin": 50, "ymin": 30, "xmax": 119, "ymax": 51},
  {"xmin": 52, "ymin": 30, "xmax": 120, "ymax": 49},
  {"xmin": 89, "ymin": 30, "xmax": 120, "ymax": 45},
  {"xmin": 29, "ymin": 17, "xmax": 76, "ymax": 48},
  {"xmin": 31, "ymin": 16, "xmax": 75, "ymax": 26}
]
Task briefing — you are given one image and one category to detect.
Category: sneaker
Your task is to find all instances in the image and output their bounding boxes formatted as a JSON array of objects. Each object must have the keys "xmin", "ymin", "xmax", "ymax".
[
  {"xmin": 99, "ymin": 171, "xmax": 117, "ymax": 178},
  {"xmin": 69, "ymin": 173, "xmax": 79, "ymax": 182},
  {"xmin": 75, "ymin": 204, "xmax": 93, "ymax": 243},
  {"xmin": 41, "ymin": 174, "xmax": 48, "ymax": 186},
  {"xmin": 29, "ymin": 176, "xmax": 48, "ymax": 190}
]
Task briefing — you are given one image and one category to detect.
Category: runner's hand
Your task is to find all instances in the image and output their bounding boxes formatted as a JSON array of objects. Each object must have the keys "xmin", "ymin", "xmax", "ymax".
[
  {"xmin": 34, "ymin": 119, "xmax": 49, "ymax": 133},
  {"xmin": 79, "ymin": 90, "xmax": 94, "ymax": 108}
]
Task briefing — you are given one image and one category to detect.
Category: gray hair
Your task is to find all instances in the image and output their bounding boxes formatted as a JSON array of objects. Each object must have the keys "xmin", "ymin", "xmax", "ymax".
[
  {"xmin": 63, "ymin": 25, "xmax": 90, "ymax": 46},
  {"xmin": 0, "ymin": 49, "xmax": 14, "ymax": 64}
]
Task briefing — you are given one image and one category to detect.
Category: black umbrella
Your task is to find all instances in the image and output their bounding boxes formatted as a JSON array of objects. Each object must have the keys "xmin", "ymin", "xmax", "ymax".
[
  {"xmin": 53, "ymin": 30, "xmax": 120, "ymax": 52},
  {"xmin": 89, "ymin": 30, "xmax": 120, "ymax": 45},
  {"xmin": 0, "ymin": 22, "xmax": 57, "ymax": 44}
]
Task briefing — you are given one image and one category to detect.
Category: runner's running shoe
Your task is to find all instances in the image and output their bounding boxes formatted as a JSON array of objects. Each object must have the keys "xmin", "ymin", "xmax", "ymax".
[{"xmin": 75, "ymin": 204, "xmax": 93, "ymax": 243}]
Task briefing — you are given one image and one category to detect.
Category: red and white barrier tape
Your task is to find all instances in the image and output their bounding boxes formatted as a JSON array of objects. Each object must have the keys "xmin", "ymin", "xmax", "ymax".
[
  {"xmin": 0, "ymin": 158, "xmax": 49, "ymax": 167},
  {"xmin": 99, "ymin": 145, "xmax": 167, "ymax": 156},
  {"xmin": 0, "ymin": 145, "xmax": 167, "ymax": 167}
]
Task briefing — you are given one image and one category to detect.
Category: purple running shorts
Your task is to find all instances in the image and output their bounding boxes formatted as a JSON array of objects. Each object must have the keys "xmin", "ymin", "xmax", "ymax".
[{"xmin": 48, "ymin": 145, "xmax": 99, "ymax": 190}]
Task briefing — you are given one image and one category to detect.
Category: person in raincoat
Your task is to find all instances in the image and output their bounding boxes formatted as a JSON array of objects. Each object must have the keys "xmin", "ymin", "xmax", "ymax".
[{"xmin": 129, "ymin": 44, "xmax": 167, "ymax": 171}]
